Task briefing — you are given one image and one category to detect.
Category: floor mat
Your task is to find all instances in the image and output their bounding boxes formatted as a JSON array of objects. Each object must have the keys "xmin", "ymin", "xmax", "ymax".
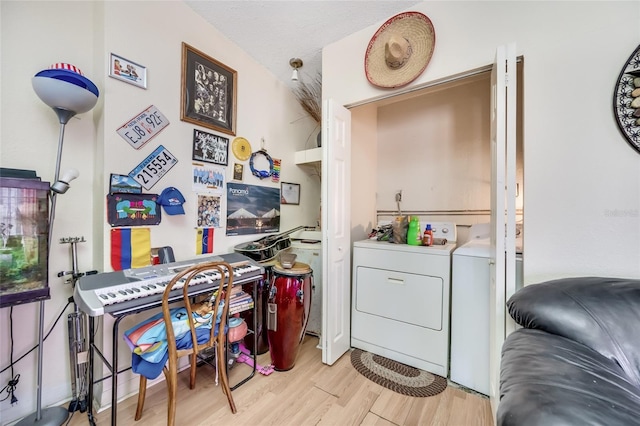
[{"xmin": 350, "ymin": 348, "xmax": 447, "ymax": 397}]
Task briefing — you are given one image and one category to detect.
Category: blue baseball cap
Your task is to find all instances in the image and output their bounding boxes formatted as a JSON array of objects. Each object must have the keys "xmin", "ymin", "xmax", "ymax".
[{"xmin": 157, "ymin": 187, "xmax": 185, "ymax": 215}]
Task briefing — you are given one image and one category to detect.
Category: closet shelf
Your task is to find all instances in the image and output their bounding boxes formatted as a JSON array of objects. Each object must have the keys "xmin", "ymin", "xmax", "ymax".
[{"xmin": 294, "ymin": 147, "xmax": 322, "ymax": 165}]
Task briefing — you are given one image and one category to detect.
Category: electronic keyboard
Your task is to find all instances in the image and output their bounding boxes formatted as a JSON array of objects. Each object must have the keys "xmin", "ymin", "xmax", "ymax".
[{"xmin": 73, "ymin": 252, "xmax": 264, "ymax": 317}]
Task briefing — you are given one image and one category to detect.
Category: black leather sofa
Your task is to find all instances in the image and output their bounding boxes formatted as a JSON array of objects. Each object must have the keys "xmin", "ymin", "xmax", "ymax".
[{"xmin": 498, "ymin": 277, "xmax": 640, "ymax": 426}]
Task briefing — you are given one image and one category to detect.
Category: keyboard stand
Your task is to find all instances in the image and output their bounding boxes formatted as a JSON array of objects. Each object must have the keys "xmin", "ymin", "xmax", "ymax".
[{"xmin": 84, "ymin": 275, "xmax": 260, "ymax": 426}]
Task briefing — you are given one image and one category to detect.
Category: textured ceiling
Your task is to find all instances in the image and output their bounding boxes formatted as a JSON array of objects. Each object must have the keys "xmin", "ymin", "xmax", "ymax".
[{"xmin": 184, "ymin": 1, "xmax": 423, "ymax": 91}]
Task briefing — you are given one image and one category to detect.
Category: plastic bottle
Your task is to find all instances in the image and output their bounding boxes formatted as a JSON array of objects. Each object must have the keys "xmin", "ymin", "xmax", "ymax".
[
  {"xmin": 422, "ymin": 224, "xmax": 433, "ymax": 246},
  {"xmin": 407, "ymin": 216, "xmax": 421, "ymax": 246}
]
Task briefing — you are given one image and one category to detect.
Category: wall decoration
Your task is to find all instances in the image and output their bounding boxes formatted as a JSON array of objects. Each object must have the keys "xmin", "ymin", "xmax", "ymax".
[
  {"xmin": 280, "ymin": 182, "xmax": 300, "ymax": 205},
  {"xmin": 192, "ymin": 129, "xmax": 229, "ymax": 165},
  {"xmin": 110, "ymin": 173, "xmax": 142, "ymax": 194},
  {"xmin": 226, "ymin": 183, "xmax": 280, "ymax": 236},
  {"xmin": 107, "ymin": 193, "xmax": 161, "ymax": 227},
  {"xmin": 110, "ymin": 227, "xmax": 151, "ymax": 270},
  {"xmin": 192, "ymin": 163, "xmax": 225, "ymax": 193},
  {"xmin": 128, "ymin": 145, "xmax": 178, "ymax": 190},
  {"xmin": 116, "ymin": 105, "xmax": 170, "ymax": 150},
  {"xmin": 613, "ymin": 43, "xmax": 640, "ymax": 155},
  {"xmin": 196, "ymin": 194, "xmax": 221, "ymax": 228},
  {"xmin": 271, "ymin": 158, "xmax": 281, "ymax": 183},
  {"xmin": 181, "ymin": 42, "xmax": 237, "ymax": 136},
  {"xmin": 232, "ymin": 137, "xmax": 252, "ymax": 160},
  {"xmin": 233, "ymin": 163, "xmax": 244, "ymax": 181},
  {"xmin": 364, "ymin": 12, "xmax": 436, "ymax": 89},
  {"xmin": 109, "ymin": 53, "xmax": 147, "ymax": 89},
  {"xmin": 249, "ymin": 149, "xmax": 274, "ymax": 179},
  {"xmin": 195, "ymin": 227, "xmax": 215, "ymax": 255}
]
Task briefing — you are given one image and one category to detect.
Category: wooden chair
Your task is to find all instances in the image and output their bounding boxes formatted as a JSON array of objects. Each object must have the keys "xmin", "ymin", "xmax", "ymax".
[{"xmin": 134, "ymin": 261, "xmax": 237, "ymax": 425}]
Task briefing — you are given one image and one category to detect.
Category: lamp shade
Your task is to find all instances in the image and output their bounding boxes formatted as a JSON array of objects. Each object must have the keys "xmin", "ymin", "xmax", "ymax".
[{"xmin": 32, "ymin": 64, "xmax": 99, "ymax": 114}]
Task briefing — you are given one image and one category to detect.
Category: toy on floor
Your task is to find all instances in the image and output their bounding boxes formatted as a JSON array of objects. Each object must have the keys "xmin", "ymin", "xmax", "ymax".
[{"xmin": 233, "ymin": 342, "xmax": 275, "ymax": 375}]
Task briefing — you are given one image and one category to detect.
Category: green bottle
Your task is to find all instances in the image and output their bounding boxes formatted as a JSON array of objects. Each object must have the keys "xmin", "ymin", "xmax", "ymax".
[{"xmin": 407, "ymin": 216, "xmax": 421, "ymax": 246}]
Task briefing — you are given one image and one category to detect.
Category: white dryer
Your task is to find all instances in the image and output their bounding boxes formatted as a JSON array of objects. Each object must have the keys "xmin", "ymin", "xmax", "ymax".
[
  {"xmin": 450, "ymin": 223, "xmax": 523, "ymax": 395},
  {"xmin": 351, "ymin": 222, "xmax": 456, "ymax": 377}
]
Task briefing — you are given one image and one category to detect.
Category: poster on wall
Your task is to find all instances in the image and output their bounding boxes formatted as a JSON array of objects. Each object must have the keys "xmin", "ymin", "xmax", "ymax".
[
  {"xmin": 192, "ymin": 163, "xmax": 225, "ymax": 193},
  {"xmin": 226, "ymin": 183, "xmax": 280, "ymax": 236},
  {"xmin": 197, "ymin": 194, "xmax": 221, "ymax": 228},
  {"xmin": 192, "ymin": 129, "xmax": 229, "ymax": 166}
]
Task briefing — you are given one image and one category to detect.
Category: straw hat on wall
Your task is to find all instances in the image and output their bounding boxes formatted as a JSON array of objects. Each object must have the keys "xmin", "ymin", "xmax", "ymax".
[{"xmin": 364, "ymin": 11, "xmax": 436, "ymax": 89}]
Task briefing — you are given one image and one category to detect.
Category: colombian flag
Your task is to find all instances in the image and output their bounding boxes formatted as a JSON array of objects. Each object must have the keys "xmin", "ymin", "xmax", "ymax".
[
  {"xmin": 196, "ymin": 227, "xmax": 214, "ymax": 255},
  {"xmin": 111, "ymin": 228, "xmax": 151, "ymax": 270}
]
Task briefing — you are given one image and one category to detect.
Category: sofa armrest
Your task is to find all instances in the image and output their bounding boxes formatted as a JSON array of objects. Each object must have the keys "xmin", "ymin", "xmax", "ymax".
[
  {"xmin": 506, "ymin": 276, "xmax": 640, "ymax": 387},
  {"xmin": 498, "ymin": 329, "xmax": 640, "ymax": 426}
]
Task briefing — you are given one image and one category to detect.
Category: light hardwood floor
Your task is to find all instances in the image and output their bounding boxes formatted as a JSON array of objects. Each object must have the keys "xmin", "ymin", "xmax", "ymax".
[{"xmin": 67, "ymin": 336, "xmax": 493, "ymax": 426}]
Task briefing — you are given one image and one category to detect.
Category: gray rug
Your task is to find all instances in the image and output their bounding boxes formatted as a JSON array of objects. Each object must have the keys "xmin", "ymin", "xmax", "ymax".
[{"xmin": 350, "ymin": 349, "xmax": 447, "ymax": 397}]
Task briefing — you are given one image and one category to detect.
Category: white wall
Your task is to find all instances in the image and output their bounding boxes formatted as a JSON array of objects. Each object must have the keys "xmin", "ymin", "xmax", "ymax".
[
  {"xmin": 324, "ymin": 1, "xmax": 640, "ymax": 282},
  {"xmin": 350, "ymin": 104, "xmax": 379, "ymax": 243},
  {"xmin": 0, "ymin": 1, "xmax": 316, "ymax": 423},
  {"xmin": 376, "ymin": 74, "xmax": 492, "ymax": 213}
]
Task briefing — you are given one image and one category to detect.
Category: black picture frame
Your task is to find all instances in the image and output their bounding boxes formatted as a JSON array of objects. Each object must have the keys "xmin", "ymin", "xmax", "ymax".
[
  {"xmin": 192, "ymin": 129, "xmax": 229, "ymax": 166},
  {"xmin": 181, "ymin": 42, "xmax": 237, "ymax": 136}
]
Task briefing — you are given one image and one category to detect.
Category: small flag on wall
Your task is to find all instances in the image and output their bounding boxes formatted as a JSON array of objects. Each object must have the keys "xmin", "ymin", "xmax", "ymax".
[
  {"xmin": 111, "ymin": 228, "xmax": 151, "ymax": 270},
  {"xmin": 196, "ymin": 227, "xmax": 214, "ymax": 255}
]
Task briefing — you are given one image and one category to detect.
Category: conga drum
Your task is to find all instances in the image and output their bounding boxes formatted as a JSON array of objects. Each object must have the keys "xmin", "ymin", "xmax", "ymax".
[
  {"xmin": 241, "ymin": 259, "xmax": 277, "ymax": 355},
  {"xmin": 267, "ymin": 261, "xmax": 313, "ymax": 371}
]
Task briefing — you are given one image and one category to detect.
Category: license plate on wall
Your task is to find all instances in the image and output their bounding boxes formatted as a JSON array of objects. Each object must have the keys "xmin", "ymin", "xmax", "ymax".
[
  {"xmin": 128, "ymin": 145, "xmax": 177, "ymax": 190},
  {"xmin": 117, "ymin": 105, "xmax": 169, "ymax": 150}
]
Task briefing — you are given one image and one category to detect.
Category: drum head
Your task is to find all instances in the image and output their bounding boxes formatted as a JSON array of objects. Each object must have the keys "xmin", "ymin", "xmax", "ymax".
[{"xmin": 273, "ymin": 261, "xmax": 312, "ymax": 275}]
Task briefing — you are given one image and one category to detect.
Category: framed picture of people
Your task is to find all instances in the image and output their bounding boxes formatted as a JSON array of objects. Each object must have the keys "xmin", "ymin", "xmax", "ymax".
[
  {"xmin": 192, "ymin": 129, "xmax": 229, "ymax": 166},
  {"xmin": 180, "ymin": 42, "xmax": 237, "ymax": 136}
]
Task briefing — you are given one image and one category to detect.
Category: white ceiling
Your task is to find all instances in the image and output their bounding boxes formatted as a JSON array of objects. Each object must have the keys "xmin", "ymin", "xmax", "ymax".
[{"xmin": 184, "ymin": 1, "xmax": 423, "ymax": 91}]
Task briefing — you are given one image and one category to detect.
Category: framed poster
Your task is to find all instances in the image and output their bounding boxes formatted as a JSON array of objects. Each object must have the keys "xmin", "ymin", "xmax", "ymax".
[
  {"xmin": 181, "ymin": 42, "xmax": 237, "ymax": 136},
  {"xmin": 226, "ymin": 183, "xmax": 280, "ymax": 236},
  {"xmin": 109, "ymin": 53, "xmax": 147, "ymax": 89},
  {"xmin": 280, "ymin": 182, "xmax": 300, "ymax": 205},
  {"xmin": 192, "ymin": 129, "xmax": 229, "ymax": 166}
]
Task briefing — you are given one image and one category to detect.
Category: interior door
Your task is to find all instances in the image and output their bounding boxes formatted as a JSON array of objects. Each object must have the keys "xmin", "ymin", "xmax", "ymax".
[
  {"xmin": 489, "ymin": 42, "xmax": 517, "ymax": 418},
  {"xmin": 321, "ymin": 99, "xmax": 351, "ymax": 365}
]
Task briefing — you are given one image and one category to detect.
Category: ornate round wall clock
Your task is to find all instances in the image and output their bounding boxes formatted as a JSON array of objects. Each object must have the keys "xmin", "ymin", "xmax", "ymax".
[
  {"xmin": 613, "ymin": 44, "xmax": 640, "ymax": 155},
  {"xmin": 232, "ymin": 137, "xmax": 252, "ymax": 161}
]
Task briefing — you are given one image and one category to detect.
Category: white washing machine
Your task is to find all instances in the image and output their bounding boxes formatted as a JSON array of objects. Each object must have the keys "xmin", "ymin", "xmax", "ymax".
[
  {"xmin": 450, "ymin": 223, "xmax": 523, "ymax": 395},
  {"xmin": 351, "ymin": 222, "xmax": 457, "ymax": 377}
]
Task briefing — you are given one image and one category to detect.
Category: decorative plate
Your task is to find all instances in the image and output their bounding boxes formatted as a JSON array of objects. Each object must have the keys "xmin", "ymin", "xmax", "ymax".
[
  {"xmin": 613, "ymin": 44, "xmax": 640, "ymax": 155},
  {"xmin": 232, "ymin": 137, "xmax": 252, "ymax": 161}
]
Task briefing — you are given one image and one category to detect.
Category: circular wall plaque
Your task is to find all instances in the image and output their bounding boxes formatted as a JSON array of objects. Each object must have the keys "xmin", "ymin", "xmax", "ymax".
[
  {"xmin": 232, "ymin": 137, "xmax": 252, "ymax": 161},
  {"xmin": 613, "ymin": 44, "xmax": 640, "ymax": 155}
]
